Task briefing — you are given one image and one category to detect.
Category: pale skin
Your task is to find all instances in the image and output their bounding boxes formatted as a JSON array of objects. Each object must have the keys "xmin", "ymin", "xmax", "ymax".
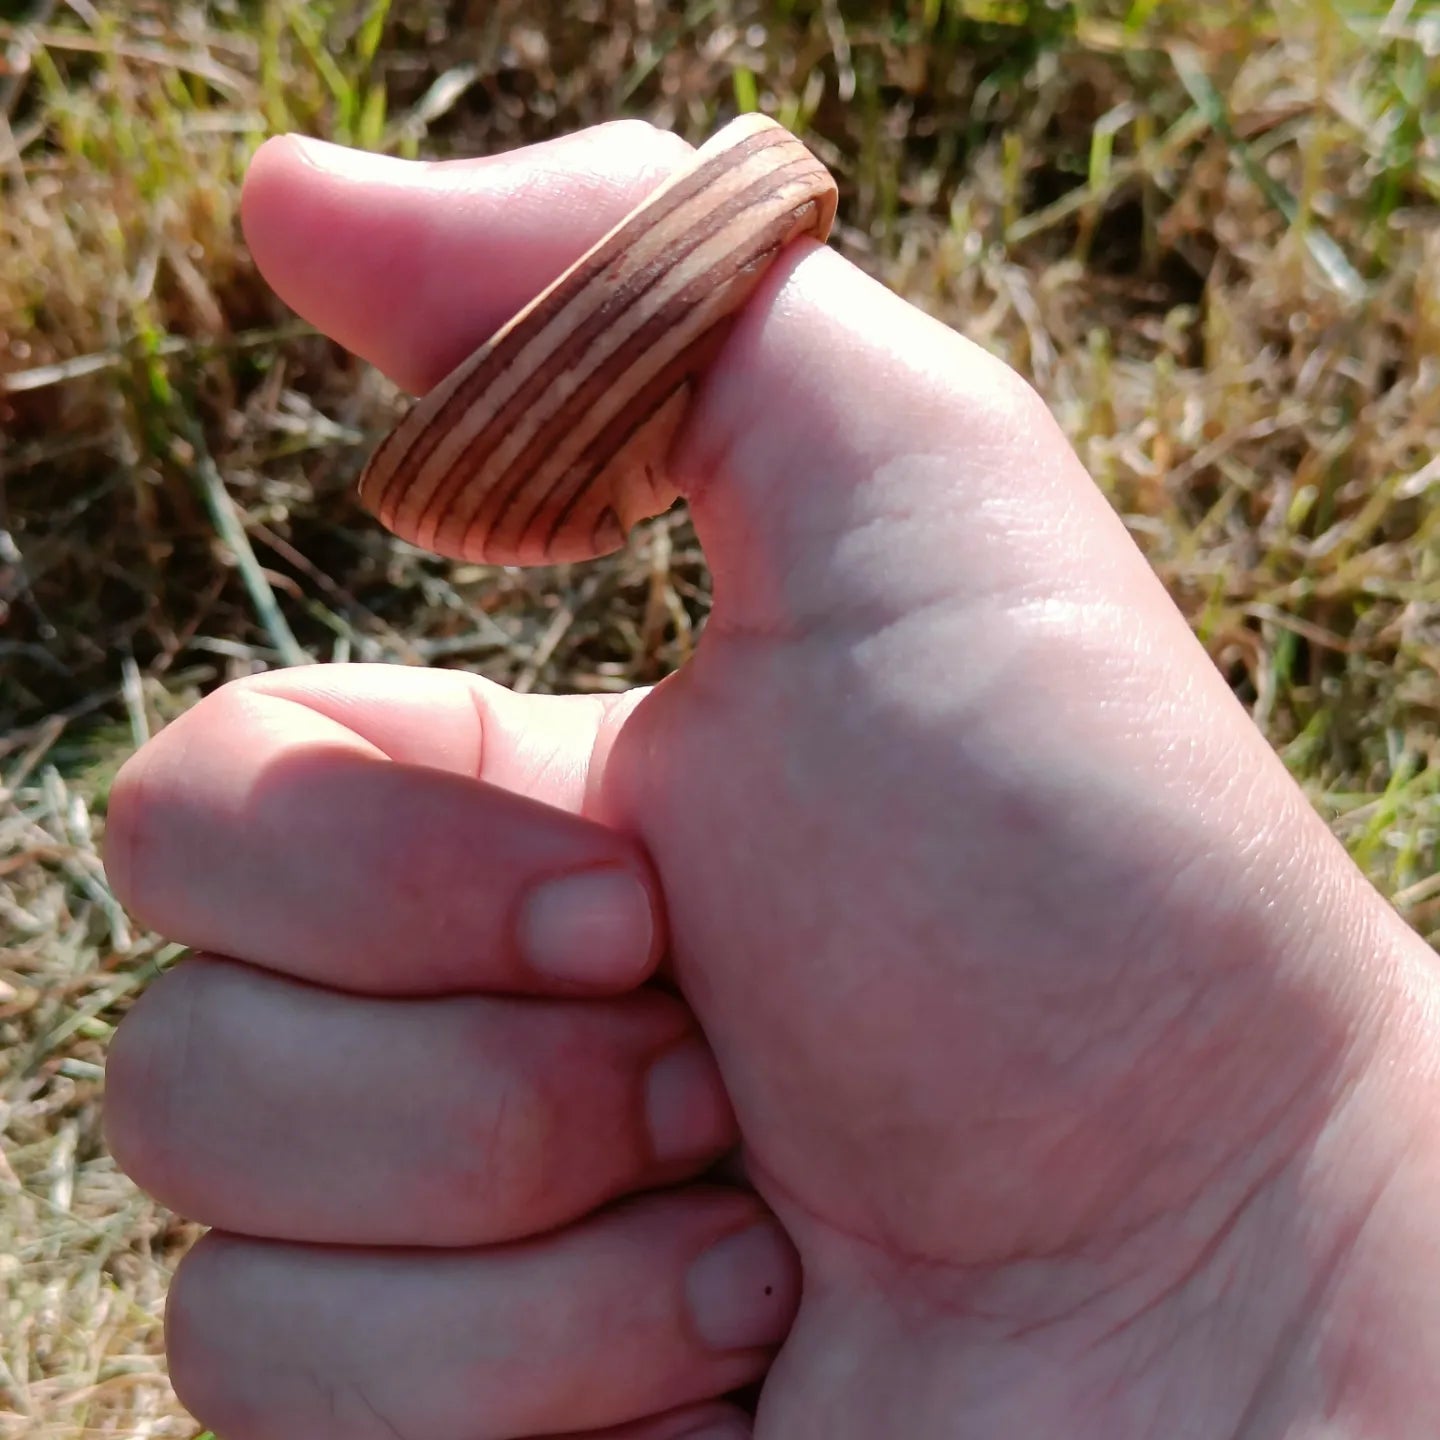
[{"xmin": 102, "ymin": 122, "xmax": 1440, "ymax": 1439}]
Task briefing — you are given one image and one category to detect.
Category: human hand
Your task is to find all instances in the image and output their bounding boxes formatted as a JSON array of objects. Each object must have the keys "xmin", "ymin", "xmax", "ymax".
[
  {"xmin": 106, "ymin": 120, "xmax": 1440, "ymax": 1439},
  {"xmin": 100, "ymin": 655, "xmax": 802, "ymax": 1438}
]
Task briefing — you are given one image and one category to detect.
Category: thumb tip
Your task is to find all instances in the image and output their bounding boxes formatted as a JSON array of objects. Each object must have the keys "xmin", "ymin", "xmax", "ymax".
[
  {"xmin": 240, "ymin": 133, "xmax": 415, "ymax": 248},
  {"xmin": 239, "ymin": 134, "xmax": 318, "ymax": 265}
]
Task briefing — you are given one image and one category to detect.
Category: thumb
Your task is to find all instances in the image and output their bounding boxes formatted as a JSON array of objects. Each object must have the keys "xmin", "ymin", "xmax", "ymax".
[{"xmin": 241, "ymin": 119, "xmax": 1171, "ymax": 642}]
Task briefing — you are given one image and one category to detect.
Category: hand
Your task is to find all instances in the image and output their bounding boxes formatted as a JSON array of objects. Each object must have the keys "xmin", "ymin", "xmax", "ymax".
[
  {"xmin": 100, "ymin": 653, "xmax": 800, "ymax": 1438},
  {"xmin": 106, "ymin": 120, "xmax": 1440, "ymax": 1439}
]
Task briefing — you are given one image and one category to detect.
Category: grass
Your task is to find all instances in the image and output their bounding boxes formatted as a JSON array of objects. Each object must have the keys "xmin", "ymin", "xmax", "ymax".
[{"xmin": 2, "ymin": 0, "xmax": 1438, "ymax": 1434}]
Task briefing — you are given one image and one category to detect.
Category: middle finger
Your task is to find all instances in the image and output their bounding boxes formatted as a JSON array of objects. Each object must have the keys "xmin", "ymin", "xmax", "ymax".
[{"xmin": 104, "ymin": 956, "xmax": 737, "ymax": 1245}]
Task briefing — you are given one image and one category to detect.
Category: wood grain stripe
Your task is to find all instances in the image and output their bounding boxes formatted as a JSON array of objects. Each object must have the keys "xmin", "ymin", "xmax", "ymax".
[
  {"xmin": 517, "ymin": 192, "xmax": 830, "ymax": 557},
  {"xmin": 364, "ymin": 125, "xmax": 797, "ymax": 526},
  {"xmin": 421, "ymin": 154, "xmax": 818, "ymax": 550},
  {"xmin": 441, "ymin": 159, "xmax": 827, "ymax": 558},
  {"xmin": 356, "ymin": 114, "xmax": 838, "ymax": 565}
]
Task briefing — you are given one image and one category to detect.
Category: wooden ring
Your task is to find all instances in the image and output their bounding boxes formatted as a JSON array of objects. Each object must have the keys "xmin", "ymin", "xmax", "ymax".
[{"xmin": 355, "ymin": 114, "xmax": 838, "ymax": 566}]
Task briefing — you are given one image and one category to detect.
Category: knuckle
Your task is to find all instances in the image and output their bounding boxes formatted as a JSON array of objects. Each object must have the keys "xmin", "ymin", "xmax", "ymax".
[
  {"xmin": 431, "ymin": 1006, "xmax": 637, "ymax": 1238},
  {"xmin": 103, "ymin": 961, "xmax": 213, "ymax": 1208},
  {"xmin": 101, "ymin": 742, "xmax": 156, "ymax": 923},
  {"xmin": 595, "ymin": 116, "xmax": 692, "ymax": 163},
  {"xmin": 103, "ymin": 675, "xmax": 256, "ymax": 922},
  {"xmin": 165, "ymin": 1238, "xmax": 262, "ymax": 1440},
  {"xmin": 436, "ymin": 1025, "xmax": 557, "ymax": 1233},
  {"xmin": 960, "ymin": 340, "xmax": 1055, "ymax": 434}
]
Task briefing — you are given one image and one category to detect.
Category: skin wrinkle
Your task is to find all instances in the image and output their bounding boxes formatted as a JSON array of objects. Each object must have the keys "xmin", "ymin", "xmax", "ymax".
[
  {"xmin": 706, "ymin": 524, "xmax": 1129, "ymax": 657},
  {"xmin": 847, "ymin": 646, "xmax": 1255, "ymax": 953},
  {"xmin": 1088, "ymin": 1140, "xmax": 1311, "ymax": 1359},
  {"xmin": 1265, "ymin": 1102, "xmax": 1425, "ymax": 1435},
  {"xmin": 461, "ymin": 678, "xmax": 493, "ymax": 780},
  {"xmin": 928, "ymin": 1058, "xmax": 1314, "ymax": 1352},
  {"xmin": 850, "ymin": 591, "xmax": 1153, "ymax": 714},
  {"xmin": 1103, "ymin": 1071, "xmax": 1410, "ymax": 1439},
  {"xmin": 746, "ymin": 1145, "xmax": 1082, "ymax": 1302},
  {"xmin": 556, "ymin": 692, "xmax": 623, "ymax": 819},
  {"xmin": 1055, "ymin": 892, "xmax": 1361, "ymax": 1248},
  {"xmin": 301, "ymin": 1365, "xmax": 413, "ymax": 1440},
  {"xmin": 350, "ymin": 1379, "xmax": 411, "ymax": 1440},
  {"xmin": 585, "ymin": 686, "xmax": 651, "ymax": 823},
  {"xmin": 765, "ymin": 1095, "xmax": 1354, "ymax": 1440},
  {"xmin": 244, "ymin": 674, "xmax": 480, "ymax": 773},
  {"xmin": 688, "ymin": 766, "xmax": 1284, "ymax": 1261},
  {"xmin": 847, "ymin": 603, "xmax": 1379, "ymax": 1111},
  {"xmin": 472, "ymin": 1077, "xmax": 520, "ymax": 1227},
  {"xmin": 1226, "ymin": 1214, "xmax": 1366, "ymax": 1438},
  {"xmin": 313, "ymin": 1368, "xmax": 341, "ymax": 1430},
  {"xmin": 702, "ymin": 437, "xmax": 1161, "ymax": 693},
  {"xmin": 425, "ymin": 1013, "xmax": 542, "ymax": 1239}
]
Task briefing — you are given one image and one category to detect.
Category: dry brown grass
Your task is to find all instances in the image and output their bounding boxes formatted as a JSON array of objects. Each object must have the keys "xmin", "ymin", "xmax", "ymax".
[{"xmin": 2, "ymin": 2, "xmax": 1438, "ymax": 1435}]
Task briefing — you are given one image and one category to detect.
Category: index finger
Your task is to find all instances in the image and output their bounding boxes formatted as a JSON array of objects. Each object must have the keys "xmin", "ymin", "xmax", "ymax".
[{"xmin": 104, "ymin": 664, "xmax": 663, "ymax": 996}]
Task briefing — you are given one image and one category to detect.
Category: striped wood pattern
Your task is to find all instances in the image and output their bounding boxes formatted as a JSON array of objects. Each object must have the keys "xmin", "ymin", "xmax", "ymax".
[{"xmin": 356, "ymin": 113, "xmax": 838, "ymax": 565}]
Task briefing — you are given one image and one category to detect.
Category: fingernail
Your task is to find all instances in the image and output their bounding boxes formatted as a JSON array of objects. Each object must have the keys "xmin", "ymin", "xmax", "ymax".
[
  {"xmin": 645, "ymin": 1039, "xmax": 737, "ymax": 1164},
  {"xmin": 519, "ymin": 868, "xmax": 654, "ymax": 984},
  {"xmin": 686, "ymin": 1222, "xmax": 798, "ymax": 1352},
  {"xmin": 286, "ymin": 133, "xmax": 401, "ymax": 179}
]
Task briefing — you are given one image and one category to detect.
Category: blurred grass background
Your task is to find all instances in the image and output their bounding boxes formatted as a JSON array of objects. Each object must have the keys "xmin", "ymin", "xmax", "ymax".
[{"xmin": 1, "ymin": 0, "xmax": 1438, "ymax": 1434}]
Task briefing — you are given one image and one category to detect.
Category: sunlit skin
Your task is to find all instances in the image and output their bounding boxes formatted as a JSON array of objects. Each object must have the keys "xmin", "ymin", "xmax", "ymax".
[{"xmin": 103, "ymin": 122, "xmax": 1440, "ymax": 1440}]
